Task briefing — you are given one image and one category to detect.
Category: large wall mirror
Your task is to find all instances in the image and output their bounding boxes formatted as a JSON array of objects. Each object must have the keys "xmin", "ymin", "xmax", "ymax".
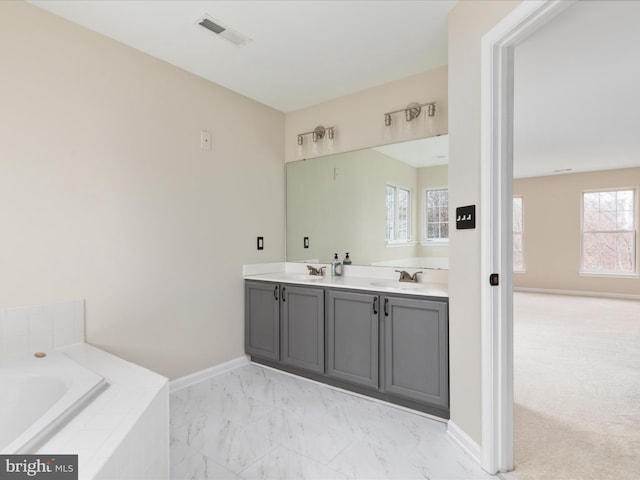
[{"xmin": 286, "ymin": 135, "xmax": 449, "ymax": 270}]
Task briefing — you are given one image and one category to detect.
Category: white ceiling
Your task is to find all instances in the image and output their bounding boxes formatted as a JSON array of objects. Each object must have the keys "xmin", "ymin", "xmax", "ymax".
[
  {"xmin": 514, "ymin": 0, "xmax": 640, "ymax": 178},
  {"xmin": 373, "ymin": 135, "xmax": 448, "ymax": 168},
  {"xmin": 28, "ymin": 0, "xmax": 455, "ymax": 113}
]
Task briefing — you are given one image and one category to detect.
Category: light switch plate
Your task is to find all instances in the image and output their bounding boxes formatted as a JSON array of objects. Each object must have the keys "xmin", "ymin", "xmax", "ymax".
[{"xmin": 456, "ymin": 205, "xmax": 476, "ymax": 229}]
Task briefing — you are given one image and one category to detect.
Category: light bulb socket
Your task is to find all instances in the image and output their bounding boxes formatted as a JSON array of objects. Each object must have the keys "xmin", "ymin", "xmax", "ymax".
[
  {"xmin": 405, "ymin": 102, "xmax": 421, "ymax": 122},
  {"xmin": 313, "ymin": 125, "xmax": 326, "ymax": 142}
]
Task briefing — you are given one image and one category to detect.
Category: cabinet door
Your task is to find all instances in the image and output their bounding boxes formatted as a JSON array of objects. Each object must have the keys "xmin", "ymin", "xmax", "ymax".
[
  {"xmin": 383, "ymin": 296, "xmax": 448, "ymax": 408},
  {"xmin": 281, "ymin": 285, "xmax": 325, "ymax": 374},
  {"xmin": 245, "ymin": 281, "xmax": 280, "ymax": 361},
  {"xmin": 327, "ymin": 290, "xmax": 379, "ymax": 389}
]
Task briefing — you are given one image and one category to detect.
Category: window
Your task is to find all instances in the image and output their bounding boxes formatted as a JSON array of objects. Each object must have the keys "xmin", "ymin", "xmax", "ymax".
[
  {"xmin": 513, "ymin": 196, "xmax": 524, "ymax": 271},
  {"xmin": 425, "ymin": 188, "xmax": 448, "ymax": 241},
  {"xmin": 582, "ymin": 189, "xmax": 636, "ymax": 274},
  {"xmin": 386, "ymin": 185, "xmax": 411, "ymax": 243}
]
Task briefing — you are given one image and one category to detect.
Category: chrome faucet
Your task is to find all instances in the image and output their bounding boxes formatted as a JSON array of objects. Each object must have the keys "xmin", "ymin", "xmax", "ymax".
[
  {"xmin": 395, "ymin": 270, "xmax": 422, "ymax": 283},
  {"xmin": 307, "ymin": 265, "xmax": 326, "ymax": 276}
]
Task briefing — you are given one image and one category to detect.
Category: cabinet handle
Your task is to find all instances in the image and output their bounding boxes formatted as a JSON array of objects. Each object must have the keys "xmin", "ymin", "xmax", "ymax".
[
  {"xmin": 373, "ymin": 296, "xmax": 378, "ymax": 315},
  {"xmin": 274, "ymin": 285, "xmax": 279, "ymax": 301},
  {"xmin": 282, "ymin": 286, "xmax": 286, "ymax": 302},
  {"xmin": 384, "ymin": 298, "xmax": 389, "ymax": 317}
]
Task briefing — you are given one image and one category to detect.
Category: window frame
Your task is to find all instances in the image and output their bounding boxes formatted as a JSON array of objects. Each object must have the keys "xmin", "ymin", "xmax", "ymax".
[
  {"xmin": 385, "ymin": 184, "xmax": 413, "ymax": 245},
  {"xmin": 580, "ymin": 187, "xmax": 637, "ymax": 276},
  {"xmin": 423, "ymin": 187, "xmax": 449, "ymax": 244}
]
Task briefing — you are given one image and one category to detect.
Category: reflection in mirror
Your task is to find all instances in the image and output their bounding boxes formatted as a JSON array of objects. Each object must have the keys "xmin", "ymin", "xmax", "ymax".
[{"xmin": 286, "ymin": 135, "xmax": 449, "ymax": 270}]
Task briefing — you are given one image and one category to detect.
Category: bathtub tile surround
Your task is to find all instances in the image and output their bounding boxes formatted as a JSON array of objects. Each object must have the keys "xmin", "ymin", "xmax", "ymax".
[
  {"xmin": 170, "ymin": 364, "xmax": 491, "ymax": 479},
  {"xmin": 40, "ymin": 343, "xmax": 169, "ymax": 479},
  {"xmin": 0, "ymin": 300, "xmax": 84, "ymax": 358}
]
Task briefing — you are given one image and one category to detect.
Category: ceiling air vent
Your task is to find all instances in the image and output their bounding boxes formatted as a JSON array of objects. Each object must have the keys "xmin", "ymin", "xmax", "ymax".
[{"xmin": 196, "ymin": 14, "xmax": 252, "ymax": 47}]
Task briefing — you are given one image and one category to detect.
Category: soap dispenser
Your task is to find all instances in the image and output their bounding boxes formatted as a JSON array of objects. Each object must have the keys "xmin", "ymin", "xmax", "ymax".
[
  {"xmin": 343, "ymin": 253, "xmax": 352, "ymax": 265},
  {"xmin": 332, "ymin": 253, "xmax": 343, "ymax": 277}
]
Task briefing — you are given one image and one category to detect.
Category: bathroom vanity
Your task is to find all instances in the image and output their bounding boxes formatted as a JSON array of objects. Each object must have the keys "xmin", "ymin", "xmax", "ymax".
[{"xmin": 244, "ymin": 272, "xmax": 449, "ymax": 419}]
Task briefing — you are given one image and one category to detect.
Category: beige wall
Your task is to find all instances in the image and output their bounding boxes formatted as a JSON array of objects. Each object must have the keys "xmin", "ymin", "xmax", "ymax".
[
  {"xmin": 514, "ymin": 168, "xmax": 640, "ymax": 295},
  {"xmin": 285, "ymin": 67, "xmax": 448, "ymax": 163},
  {"xmin": 287, "ymin": 149, "xmax": 418, "ymax": 265},
  {"xmin": 0, "ymin": 2, "xmax": 285, "ymax": 379},
  {"xmin": 448, "ymin": 0, "xmax": 521, "ymax": 445}
]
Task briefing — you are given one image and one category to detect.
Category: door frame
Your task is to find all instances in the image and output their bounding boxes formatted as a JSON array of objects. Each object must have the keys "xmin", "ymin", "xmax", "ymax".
[{"xmin": 479, "ymin": 0, "xmax": 575, "ymax": 473}]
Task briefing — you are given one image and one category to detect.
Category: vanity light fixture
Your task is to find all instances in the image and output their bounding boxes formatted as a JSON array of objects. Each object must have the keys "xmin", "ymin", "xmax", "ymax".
[
  {"xmin": 296, "ymin": 125, "xmax": 335, "ymax": 157},
  {"xmin": 384, "ymin": 101, "xmax": 437, "ymax": 126},
  {"xmin": 297, "ymin": 125, "xmax": 335, "ymax": 145}
]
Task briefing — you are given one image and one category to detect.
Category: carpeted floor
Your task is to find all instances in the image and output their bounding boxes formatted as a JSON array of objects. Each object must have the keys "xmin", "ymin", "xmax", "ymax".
[{"xmin": 503, "ymin": 292, "xmax": 640, "ymax": 480}]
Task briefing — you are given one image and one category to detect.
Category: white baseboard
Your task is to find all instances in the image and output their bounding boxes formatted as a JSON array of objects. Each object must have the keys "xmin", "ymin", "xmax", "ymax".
[
  {"xmin": 514, "ymin": 286, "xmax": 640, "ymax": 301},
  {"xmin": 447, "ymin": 420, "xmax": 481, "ymax": 464},
  {"xmin": 169, "ymin": 355, "xmax": 250, "ymax": 393}
]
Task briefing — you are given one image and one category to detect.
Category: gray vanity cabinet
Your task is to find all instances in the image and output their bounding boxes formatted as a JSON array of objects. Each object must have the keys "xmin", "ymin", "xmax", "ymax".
[
  {"xmin": 327, "ymin": 290, "xmax": 379, "ymax": 389},
  {"xmin": 280, "ymin": 285, "xmax": 325, "ymax": 374},
  {"xmin": 382, "ymin": 296, "xmax": 449, "ymax": 409},
  {"xmin": 245, "ymin": 281, "xmax": 325, "ymax": 372},
  {"xmin": 245, "ymin": 281, "xmax": 280, "ymax": 361},
  {"xmin": 245, "ymin": 279, "xmax": 449, "ymax": 418}
]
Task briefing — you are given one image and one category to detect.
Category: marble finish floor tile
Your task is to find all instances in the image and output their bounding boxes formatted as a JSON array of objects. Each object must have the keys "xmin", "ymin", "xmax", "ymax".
[
  {"xmin": 239, "ymin": 446, "xmax": 351, "ymax": 480},
  {"xmin": 170, "ymin": 439, "xmax": 242, "ymax": 480},
  {"xmin": 170, "ymin": 364, "xmax": 493, "ymax": 480}
]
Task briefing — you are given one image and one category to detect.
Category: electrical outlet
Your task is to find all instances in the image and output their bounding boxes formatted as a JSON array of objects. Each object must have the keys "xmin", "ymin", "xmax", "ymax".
[
  {"xmin": 257, "ymin": 236, "xmax": 264, "ymax": 250},
  {"xmin": 304, "ymin": 237, "xmax": 309, "ymax": 248}
]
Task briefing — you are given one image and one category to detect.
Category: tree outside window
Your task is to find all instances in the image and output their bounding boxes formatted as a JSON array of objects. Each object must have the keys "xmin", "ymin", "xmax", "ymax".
[
  {"xmin": 582, "ymin": 189, "xmax": 636, "ymax": 274},
  {"xmin": 513, "ymin": 196, "xmax": 524, "ymax": 271},
  {"xmin": 425, "ymin": 189, "xmax": 448, "ymax": 241}
]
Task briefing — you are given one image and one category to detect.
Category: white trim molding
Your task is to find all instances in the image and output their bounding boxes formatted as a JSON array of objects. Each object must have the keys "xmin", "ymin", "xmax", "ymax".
[
  {"xmin": 447, "ymin": 420, "xmax": 481, "ymax": 464},
  {"xmin": 514, "ymin": 287, "xmax": 640, "ymax": 302},
  {"xmin": 169, "ymin": 355, "xmax": 250, "ymax": 393},
  {"xmin": 480, "ymin": 0, "xmax": 575, "ymax": 474}
]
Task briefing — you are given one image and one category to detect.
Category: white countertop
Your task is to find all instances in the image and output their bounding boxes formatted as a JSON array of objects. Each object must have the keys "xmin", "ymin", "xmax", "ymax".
[{"xmin": 244, "ymin": 271, "xmax": 448, "ymax": 298}]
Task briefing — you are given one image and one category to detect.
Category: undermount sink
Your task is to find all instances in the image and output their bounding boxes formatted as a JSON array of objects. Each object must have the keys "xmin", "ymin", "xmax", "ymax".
[{"xmin": 369, "ymin": 280, "xmax": 426, "ymax": 290}]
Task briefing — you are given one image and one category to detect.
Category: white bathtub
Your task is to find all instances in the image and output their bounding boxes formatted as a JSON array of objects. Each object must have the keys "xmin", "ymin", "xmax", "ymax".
[{"xmin": 0, "ymin": 351, "xmax": 106, "ymax": 454}]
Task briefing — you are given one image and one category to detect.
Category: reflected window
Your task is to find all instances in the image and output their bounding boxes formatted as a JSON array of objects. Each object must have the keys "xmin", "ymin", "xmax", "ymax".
[
  {"xmin": 582, "ymin": 189, "xmax": 636, "ymax": 274},
  {"xmin": 386, "ymin": 185, "xmax": 411, "ymax": 243},
  {"xmin": 425, "ymin": 189, "xmax": 448, "ymax": 242},
  {"xmin": 513, "ymin": 196, "xmax": 524, "ymax": 271}
]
